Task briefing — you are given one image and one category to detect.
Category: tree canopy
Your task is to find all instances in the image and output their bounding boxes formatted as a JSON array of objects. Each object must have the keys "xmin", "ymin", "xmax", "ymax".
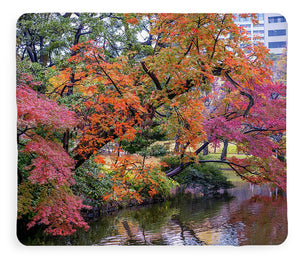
[{"xmin": 17, "ymin": 13, "xmax": 286, "ymax": 236}]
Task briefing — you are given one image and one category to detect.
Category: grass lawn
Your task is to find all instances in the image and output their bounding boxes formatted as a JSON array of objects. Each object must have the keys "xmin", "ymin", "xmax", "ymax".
[{"xmin": 222, "ymin": 170, "xmax": 246, "ymax": 183}]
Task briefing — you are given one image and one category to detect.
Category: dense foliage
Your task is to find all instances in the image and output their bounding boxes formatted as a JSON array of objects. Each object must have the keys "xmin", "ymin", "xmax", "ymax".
[
  {"xmin": 161, "ymin": 155, "xmax": 233, "ymax": 193},
  {"xmin": 17, "ymin": 13, "xmax": 286, "ymax": 236}
]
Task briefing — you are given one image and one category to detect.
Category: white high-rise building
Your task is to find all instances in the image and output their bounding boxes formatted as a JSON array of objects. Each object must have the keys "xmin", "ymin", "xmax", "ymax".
[{"xmin": 234, "ymin": 13, "xmax": 287, "ymax": 55}]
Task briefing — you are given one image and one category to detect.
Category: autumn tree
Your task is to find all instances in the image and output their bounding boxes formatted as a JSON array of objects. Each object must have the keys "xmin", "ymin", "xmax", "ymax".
[
  {"xmin": 17, "ymin": 13, "xmax": 286, "ymax": 236},
  {"xmin": 17, "ymin": 73, "xmax": 90, "ymax": 235}
]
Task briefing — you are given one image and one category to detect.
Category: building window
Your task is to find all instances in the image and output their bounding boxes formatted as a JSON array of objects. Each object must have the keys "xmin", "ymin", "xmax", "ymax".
[
  {"xmin": 257, "ymin": 14, "xmax": 264, "ymax": 21},
  {"xmin": 254, "ymin": 23, "xmax": 264, "ymax": 27},
  {"xmin": 253, "ymin": 30, "xmax": 264, "ymax": 34},
  {"xmin": 268, "ymin": 29, "xmax": 287, "ymax": 36},
  {"xmin": 268, "ymin": 16, "xmax": 286, "ymax": 23},
  {"xmin": 254, "ymin": 36, "xmax": 264, "ymax": 42},
  {"xmin": 235, "ymin": 15, "xmax": 250, "ymax": 22},
  {"xmin": 239, "ymin": 24, "xmax": 251, "ymax": 29},
  {"xmin": 268, "ymin": 41, "xmax": 286, "ymax": 48},
  {"xmin": 241, "ymin": 24, "xmax": 251, "ymax": 28}
]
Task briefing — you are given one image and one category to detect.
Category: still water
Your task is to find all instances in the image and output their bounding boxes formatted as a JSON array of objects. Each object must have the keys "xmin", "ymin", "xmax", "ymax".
[{"xmin": 20, "ymin": 176, "xmax": 287, "ymax": 246}]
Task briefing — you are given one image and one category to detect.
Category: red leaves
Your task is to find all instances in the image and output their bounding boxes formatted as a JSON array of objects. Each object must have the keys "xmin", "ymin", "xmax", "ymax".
[
  {"xmin": 21, "ymin": 135, "xmax": 91, "ymax": 236},
  {"xmin": 204, "ymin": 80, "xmax": 286, "ymax": 190},
  {"xmin": 229, "ymin": 155, "xmax": 286, "ymax": 191},
  {"xmin": 27, "ymin": 187, "xmax": 90, "ymax": 236},
  {"xmin": 17, "ymin": 81, "xmax": 77, "ymax": 131},
  {"xmin": 24, "ymin": 136, "xmax": 75, "ymax": 186},
  {"xmin": 76, "ymin": 91, "xmax": 144, "ymax": 159},
  {"xmin": 17, "ymin": 74, "xmax": 89, "ymax": 235},
  {"xmin": 17, "ymin": 13, "xmax": 287, "ymax": 237}
]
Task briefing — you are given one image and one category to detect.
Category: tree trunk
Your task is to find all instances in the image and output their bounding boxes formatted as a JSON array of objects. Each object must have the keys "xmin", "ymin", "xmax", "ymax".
[
  {"xmin": 61, "ymin": 27, "xmax": 83, "ymax": 154},
  {"xmin": 203, "ymin": 141, "xmax": 209, "ymax": 155},
  {"xmin": 221, "ymin": 139, "xmax": 228, "ymax": 161},
  {"xmin": 63, "ymin": 129, "xmax": 69, "ymax": 153},
  {"xmin": 166, "ymin": 141, "xmax": 209, "ymax": 178}
]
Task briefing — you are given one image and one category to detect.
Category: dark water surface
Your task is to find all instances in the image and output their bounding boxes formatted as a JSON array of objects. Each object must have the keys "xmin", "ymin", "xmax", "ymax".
[{"xmin": 19, "ymin": 177, "xmax": 287, "ymax": 246}]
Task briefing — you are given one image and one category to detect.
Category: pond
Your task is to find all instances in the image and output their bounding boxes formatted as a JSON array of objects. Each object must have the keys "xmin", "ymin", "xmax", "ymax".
[{"xmin": 18, "ymin": 174, "xmax": 287, "ymax": 246}]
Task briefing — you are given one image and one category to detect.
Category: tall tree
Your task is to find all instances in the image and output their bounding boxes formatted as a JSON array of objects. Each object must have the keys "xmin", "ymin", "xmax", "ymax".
[{"xmin": 17, "ymin": 13, "xmax": 286, "ymax": 235}]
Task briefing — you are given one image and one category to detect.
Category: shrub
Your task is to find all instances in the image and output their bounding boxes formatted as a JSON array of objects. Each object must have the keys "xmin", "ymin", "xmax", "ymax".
[
  {"xmin": 175, "ymin": 163, "xmax": 234, "ymax": 193},
  {"xmin": 160, "ymin": 155, "xmax": 233, "ymax": 194},
  {"xmin": 129, "ymin": 167, "xmax": 179, "ymax": 199},
  {"xmin": 72, "ymin": 160, "xmax": 113, "ymax": 208},
  {"xmin": 160, "ymin": 155, "xmax": 181, "ymax": 171},
  {"xmin": 149, "ymin": 144, "xmax": 168, "ymax": 157}
]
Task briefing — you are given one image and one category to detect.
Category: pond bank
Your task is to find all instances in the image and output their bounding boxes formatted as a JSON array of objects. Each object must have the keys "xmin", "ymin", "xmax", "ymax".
[
  {"xmin": 81, "ymin": 183, "xmax": 233, "ymax": 221},
  {"xmin": 18, "ymin": 178, "xmax": 287, "ymax": 245}
]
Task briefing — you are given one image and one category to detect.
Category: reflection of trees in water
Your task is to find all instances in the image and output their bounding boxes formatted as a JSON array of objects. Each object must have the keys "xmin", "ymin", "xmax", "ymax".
[
  {"xmin": 228, "ymin": 195, "xmax": 287, "ymax": 245},
  {"xmin": 157, "ymin": 183, "xmax": 287, "ymax": 245},
  {"xmin": 96, "ymin": 202, "xmax": 182, "ymax": 245},
  {"xmin": 20, "ymin": 183, "xmax": 287, "ymax": 245},
  {"xmin": 91, "ymin": 195, "xmax": 232, "ymax": 245},
  {"xmin": 170, "ymin": 216, "xmax": 206, "ymax": 245},
  {"xmin": 113, "ymin": 194, "xmax": 234, "ymax": 245}
]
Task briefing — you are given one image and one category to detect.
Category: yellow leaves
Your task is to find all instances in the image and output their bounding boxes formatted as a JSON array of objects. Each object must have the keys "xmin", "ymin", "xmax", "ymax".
[{"xmin": 47, "ymin": 72, "xmax": 69, "ymax": 97}]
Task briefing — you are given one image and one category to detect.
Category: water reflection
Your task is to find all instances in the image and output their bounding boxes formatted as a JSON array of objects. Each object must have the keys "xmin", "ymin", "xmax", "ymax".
[{"xmin": 19, "ymin": 179, "xmax": 287, "ymax": 246}]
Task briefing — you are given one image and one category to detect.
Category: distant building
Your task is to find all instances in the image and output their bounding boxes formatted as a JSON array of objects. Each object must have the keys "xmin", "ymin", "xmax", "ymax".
[{"xmin": 234, "ymin": 13, "xmax": 287, "ymax": 55}]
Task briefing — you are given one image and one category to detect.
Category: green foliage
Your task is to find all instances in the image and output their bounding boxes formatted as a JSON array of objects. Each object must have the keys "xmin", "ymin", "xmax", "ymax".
[
  {"xmin": 148, "ymin": 144, "xmax": 168, "ymax": 157},
  {"xmin": 56, "ymin": 92, "xmax": 85, "ymax": 110},
  {"xmin": 72, "ymin": 160, "xmax": 113, "ymax": 207},
  {"xmin": 176, "ymin": 163, "xmax": 234, "ymax": 193},
  {"xmin": 121, "ymin": 134, "xmax": 150, "ymax": 154},
  {"xmin": 160, "ymin": 155, "xmax": 233, "ymax": 194},
  {"xmin": 128, "ymin": 168, "xmax": 178, "ymax": 199},
  {"xmin": 160, "ymin": 155, "xmax": 181, "ymax": 171},
  {"xmin": 227, "ymin": 143, "xmax": 238, "ymax": 154},
  {"xmin": 120, "ymin": 124, "xmax": 167, "ymax": 154},
  {"xmin": 18, "ymin": 149, "xmax": 33, "ymax": 182},
  {"xmin": 16, "ymin": 57, "xmax": 59, "ymax": 93}
]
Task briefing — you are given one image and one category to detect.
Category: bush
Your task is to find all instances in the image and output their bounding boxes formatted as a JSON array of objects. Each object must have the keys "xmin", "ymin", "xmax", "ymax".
[
  {"xmin": 160, "ymin": 155, "xmax": 181, "ymax": 171},
  {"xmin": 149, "ymin": 144, "xmax": 168, "ymax": 157},
  {"xmin": 175, "ymin": 163, "xmax": 234, "ymax": 193},
  {"xmin": 128, "ymin": 167, "xmax": 178, "ymax": 199},
  {"xmin": 160, "ymin": 155, "xmax": 233, "ymax": 194},
  {"xmin": 72, "ymin": 160, "xmax": 113, "ymax": 208}
]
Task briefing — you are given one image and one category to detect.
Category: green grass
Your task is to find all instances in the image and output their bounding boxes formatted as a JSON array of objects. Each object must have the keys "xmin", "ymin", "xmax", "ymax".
[
  {"xmin": 154, "ymin": 141, "xmax": 245, "ymax": 156},
  {"xmin": 222, "ymin": 171, "xmax": 245, "ymax": 183},
  {"xmin": 207, "ymin": 142, "xmax": 237, "ymax": 154},
  {"xmin": 153, "ymin": 140, "xmax": 248, "ymax": 184},
  {"xmin": 198, "ymin": 153, "xmax": 249, "ymax": 183},
  {"xmin": 200, "ymin": 153, "xmax": 247, "ymax": 161}
]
